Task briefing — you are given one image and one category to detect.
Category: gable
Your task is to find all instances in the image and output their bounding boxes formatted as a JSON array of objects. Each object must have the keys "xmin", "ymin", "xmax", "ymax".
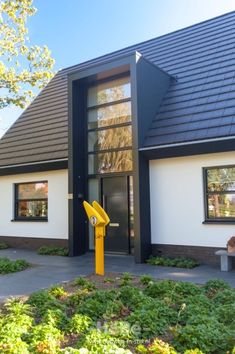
[{"xmin": 0, "ymin": 11, "xmax": 235, "ymax": 168}]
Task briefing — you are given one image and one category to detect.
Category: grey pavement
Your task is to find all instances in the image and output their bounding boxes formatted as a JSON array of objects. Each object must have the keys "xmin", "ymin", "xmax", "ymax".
[{"xmin": 0, "ymin": 249, "xmax": 235, "ymax": 301}]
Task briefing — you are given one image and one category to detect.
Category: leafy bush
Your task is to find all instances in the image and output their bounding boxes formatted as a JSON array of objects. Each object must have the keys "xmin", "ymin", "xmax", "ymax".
[
  {"xmin": 0, "ymin": 299, "xmax": 33, "ymax": 353},
  {"xmin": 25, "ymin": 314, "xmax": 63, "ymax": 354},
  {"xmin": 49, "ymin": 285, "xmax": 68, "ymax": 299},
  {"xmin": 126, "ymin": 300, "xmax": 177, "ymax": 339},
  {"xmin": 73, "ymin": 277, "xmax": 96, "ymax": 290},
  {"xmin": 139, "ymin": 274, "xmax": 153, "ymax": 286},
  {"xmin": 27, "ymin": 289, "xmax": 66, "ymax": 317},
  {"xmin": 0, "ymin": 242, "xmax": 9, "ymax": 250},
  {"xmin": 37, "ymin": 246, "xmax": 69, "ymax": 256},
  {"xmin": 0, "ymin": 276, "xmax": 234, "ymax": 353},
  {"xmin": 172, "ymin": 319, "xmax": 235, "ymax": 353},
  {"xmin": 147, "ymin": 338, "xmax": 177, "ymax": 353},
  {"xmin": 77, "ymin": 329, "xmax": 132, "ymax": 353},
  {"xmin": 77, "ymin": 290, "xmax": 122, "ymax": 320},
  {"xmin": 68, "ymin": 314, "xmax": 93, "ymax": 334},
  {"xmin": 203, "ymin": 278, "xmax": 230, "ymax": 298},
  {"xmin": 147, "ymin": 256, "xmax": 200, "ymax": 268},
  {"xmin": 120, "ymin": 272, "xmax": 133, "ymax": 286},
  {"xmin": 212, "ymin": 288, "xmax": 235, "ymax": 305},
  {"xmin": 0, "ymin": 257, "xmax": 29, "ymax": 274}
]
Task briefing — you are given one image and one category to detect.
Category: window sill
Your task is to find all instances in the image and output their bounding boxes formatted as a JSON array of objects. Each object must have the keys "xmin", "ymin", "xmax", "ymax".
[
  {"xmin": 11, "ymin": 218, "xmax": 48, "ymax": 222},
  {"xmin": 203, "ymin": 220, "xmax": 235, "ymax": 225}
]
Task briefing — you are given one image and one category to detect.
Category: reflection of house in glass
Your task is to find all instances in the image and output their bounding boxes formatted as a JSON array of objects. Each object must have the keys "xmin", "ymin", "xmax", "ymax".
[{"xmin": 0, "ymin": 13, "xmax": 235, "ymax": 264}]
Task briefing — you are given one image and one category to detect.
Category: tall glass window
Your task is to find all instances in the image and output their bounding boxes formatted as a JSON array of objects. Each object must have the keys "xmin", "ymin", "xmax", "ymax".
[{"xmin": 87, "ymin": 76, "xmax": 132, "ymax": 175}]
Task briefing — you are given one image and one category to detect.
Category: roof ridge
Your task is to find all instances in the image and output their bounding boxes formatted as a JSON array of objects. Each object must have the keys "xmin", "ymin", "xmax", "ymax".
[{"xmin": 60, "ymin": 10, "xmax": 235, "ymax": 73}]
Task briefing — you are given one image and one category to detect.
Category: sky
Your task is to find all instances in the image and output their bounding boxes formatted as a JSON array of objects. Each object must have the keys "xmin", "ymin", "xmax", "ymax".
[{"xmin": 1, "ymin": 0, "xmax": 235, "ymax": 136}]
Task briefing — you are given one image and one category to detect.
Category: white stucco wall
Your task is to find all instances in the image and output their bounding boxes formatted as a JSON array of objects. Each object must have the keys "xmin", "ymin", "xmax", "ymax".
[
  {"xmin": 0, "ymin": 169, "xmax": 68, "ymax": 239},
  {"xmin": 150, "ymin": 152, "xmax": 235, "ymax": 248}
]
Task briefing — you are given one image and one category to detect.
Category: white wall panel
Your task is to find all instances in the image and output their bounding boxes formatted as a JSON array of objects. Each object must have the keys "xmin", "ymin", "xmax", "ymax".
[
  {"xmin": 0, "ymin": 169, "xmax": 68, "ymax": 239},
  {"xmin": 150, "ymin": 152, "xmax": 235, "ymax": 247}
]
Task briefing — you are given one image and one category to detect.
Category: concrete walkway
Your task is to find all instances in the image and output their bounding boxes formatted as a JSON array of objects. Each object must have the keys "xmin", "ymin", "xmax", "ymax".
[{"xmin": 0, "ymin": 249, "xmax": 234, "ymax": 301}]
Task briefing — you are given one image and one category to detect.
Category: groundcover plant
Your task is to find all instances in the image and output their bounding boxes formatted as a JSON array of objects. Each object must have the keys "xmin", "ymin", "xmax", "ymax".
[{"xmin": 0, "ymin": 274, "xmax": 234, "ymax": 353}]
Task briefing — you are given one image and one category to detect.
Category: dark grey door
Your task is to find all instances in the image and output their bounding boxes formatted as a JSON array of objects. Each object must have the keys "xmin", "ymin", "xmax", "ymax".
[{"xmin": 102, "ymin": 176, "xmax": 129, "ymax": 253}]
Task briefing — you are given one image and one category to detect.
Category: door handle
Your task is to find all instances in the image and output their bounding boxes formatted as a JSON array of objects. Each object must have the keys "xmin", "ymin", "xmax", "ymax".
[{"xmin": 109, "ymin": 223, "xmax": 120, "ymax": 227}]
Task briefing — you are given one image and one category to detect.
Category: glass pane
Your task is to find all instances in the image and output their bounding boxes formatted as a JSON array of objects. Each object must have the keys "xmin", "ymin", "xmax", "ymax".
[
  {"xmin": 17, "ymin": 201, "xmax": 48, "ymax": 218},
  {"xmin": 18, "ymin": 182, "xmax": 48, "ymax": 200},
  {"xmin": 88, "ymin": 126, "xmax": 132, "ymax": 152},
  {"xmin": 88, "ymin": 101, "xmax": 131, "ymax": 129},
  {"xmin": 129, "ymin": 176, "xmax": 134, "ymax": 254},
  {"xmin": 87, "ymin": 77, "xmax": 130, "ymax": 107},
  {"xmin": 88, "ymin": 150, "xmax": 132, "ymax": 174},
  {"xmin": 88, "ymin": 179, "xmax": 99, "ymax": 250},
  {"xmin": 207, "ymin": 167, "xmax": 235, "ymax": 192},
  {"xmin": 208, "ymin": 194, "xmax": 235, "ymax": 218}
]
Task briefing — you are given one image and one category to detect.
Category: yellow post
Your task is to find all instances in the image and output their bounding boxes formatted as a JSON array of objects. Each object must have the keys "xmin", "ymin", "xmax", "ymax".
[
  {"xmin": 95, "ymin": 225, "xmax": 105, "ymax": 275},
  {"xmin": 83, "ymin": 201, "xmax": 109, "ymax": 276}
]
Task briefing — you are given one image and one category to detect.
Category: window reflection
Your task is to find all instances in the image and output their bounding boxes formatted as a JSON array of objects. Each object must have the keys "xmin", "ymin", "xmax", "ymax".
[
  {"xmin": 88, "ymin": 150, "xmax": 132, "ymax": 174},
  {"xmin": 15, "ymin": 181, "xmax": 48, "ymax": 219},
  {"xmin": 18, "ymin": 182, "xmax": 48, "ymax": 200},
  {"xmin": 88, "ymin": 126, "xmax": 132, "ymax": 152},
  {"xmin": 207, "ymin": 167, "xmax": 235, "ymax": 192},
  {"xmin": 87, "ymin": 77, "xmax": 130, "ymax": 107},
  {"xmin": 88, "ymin": 101, "xmax": 131, "ymax": 129},
  {"xmin": 208, "ymin": 194, "xmax": 235, "ymax": 218}
]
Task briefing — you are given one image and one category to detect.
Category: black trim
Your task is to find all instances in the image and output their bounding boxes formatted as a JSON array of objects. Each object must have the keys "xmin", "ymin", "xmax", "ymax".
[
  {"xmin": 142, "ymin": 138, "xmax": 235, "ymax": 159},
  {"xmin": 87, "ymin": 121, "xmax": 132, "ymax": 133},
  {"xmin": 87, "ymin": 97, "xmax": 130, "ymax": 110},
  {"xmin": 203, "ymin": 220, "xmax": 235, "ymax": 224},
  {"xmin": 11, "ymin": 218, "xmax": 48, "ymax": 222},
  {"xmin": 0, "ymin": 160, "xmax": 68, "ymax": 176},
  {"xmin": 88, "ymin": 146, "xmax": 132, "ymax": 155}
]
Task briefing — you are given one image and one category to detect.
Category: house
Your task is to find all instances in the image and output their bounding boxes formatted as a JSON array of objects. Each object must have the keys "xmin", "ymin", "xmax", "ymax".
[{"xmin": 0, "ymin": 11, "xmax": 235, "ymax": 264}]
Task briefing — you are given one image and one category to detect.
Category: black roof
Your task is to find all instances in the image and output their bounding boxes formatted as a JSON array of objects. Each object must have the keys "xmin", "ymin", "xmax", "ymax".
[{"xmin": 0, "ymin": 11, "xmax": 235, "ymax": 167}]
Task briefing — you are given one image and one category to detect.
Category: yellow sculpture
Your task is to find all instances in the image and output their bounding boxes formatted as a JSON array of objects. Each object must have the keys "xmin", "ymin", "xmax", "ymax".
[{"xmin": 83, "ymin": 200, "xmax": 110, "ymax": 275}]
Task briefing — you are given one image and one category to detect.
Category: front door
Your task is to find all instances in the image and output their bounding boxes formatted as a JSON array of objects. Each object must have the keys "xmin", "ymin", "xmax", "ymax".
[{"xmin": 102, "ymin": 176, "xmax": 129, "ymax": 253}]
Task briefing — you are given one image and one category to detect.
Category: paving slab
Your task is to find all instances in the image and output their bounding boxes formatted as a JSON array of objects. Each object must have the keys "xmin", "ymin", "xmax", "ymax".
[{"xmin": 0, "ymin": 249, "xmax": 234, "ymax": 301}]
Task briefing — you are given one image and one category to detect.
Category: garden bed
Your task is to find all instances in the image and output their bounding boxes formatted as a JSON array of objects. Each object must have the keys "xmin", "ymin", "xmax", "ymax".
[
  {"xmin": 0, "ymin": 257, "xmax": 30, "ymax": 274},
  {"xmin": 0, "ymin": 273, "xmax": 234, "ymax": 353}
]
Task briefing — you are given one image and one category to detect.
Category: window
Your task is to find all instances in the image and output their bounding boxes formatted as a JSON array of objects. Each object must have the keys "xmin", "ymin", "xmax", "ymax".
[
  {"xmin": 15, "ymin": 181, "xmax": 48, "ymax": 220},
  {"xmin": 87, "ymin": 76, "xmax": 133, "ymax": 175},
  {"xmin": 204, "ymin": 166, "xmax": 235, "ymax": 221}
]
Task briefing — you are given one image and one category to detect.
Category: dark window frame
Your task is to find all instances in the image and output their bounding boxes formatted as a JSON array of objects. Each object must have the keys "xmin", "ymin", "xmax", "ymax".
[
  {"xmin": 14, "ymin": 180, "xmax": 48, "ymax": 221},
  {"xmin": 203, "ymin": 165, "xmax": 235, "ymax": 223},
  {"xmin": 86, "ymin": 74, "xmax": 133, "ymax": 176}
]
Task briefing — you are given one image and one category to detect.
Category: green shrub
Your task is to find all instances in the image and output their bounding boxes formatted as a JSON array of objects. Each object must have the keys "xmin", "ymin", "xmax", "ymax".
[
  {"xmin": 139, "ymin": 274, "xmax": 153, "ymax": 286},
  {"xmin": 73, "ymin": 277, "xmax": 96, "ymax": 290},
  {"xmin": 37, "ymin": 246, "xmax": 69, "ymax": 256},
  {"xmin": 27, "ymin": 289, "xmax": 66, "ymax": 317},
  {"xmin": 212, "ymin": 288, "xmax": 235, "ymax": 305},
  {"xmin": 0, "ymin": 242, "xmax": 9, "ymax": 250},
  {"xmin": 0, "ymin": 257, "xmax": 29, "ymax": 274},
  {"xmin": 77, "ymin": 329, "xmax": 131, "ymax": 353},
  {"xmin": 49, "ymin": 285, "xmax": 68, "ymax": 299},
  {"xmin": 76, "ymin": 290, "xmax": 122, "ymax": 320},
  {"xmin": 0, "ymin": 299, "xmax": 33, "ymax": 353},
  {"xmin": 147, "ymin": 338, "xmax": 177, "ymax": 353},
  {"xmin": 126, "ymin": 300, "xmax": 177, "ymax": 339},
  {"xmin": 173, "ymin": 319, "xmax": 235, "ymax": 353},
  {"xmin": 120, "ymin": 272, "xmax": 133, "ymax": 286},
  {"xmin": 68, "ymin": 314, "xmax": 93, "ymax": 334},
  {"xmin": 203, "ymin": 279, "xmax": 230, "ymax": 298},
  {"xmin": 25, "ymin": 314, "xmax": 63, "ymax": 354},
  {"xmin": 144, "ymin": 279, "xmax": 176, "ymax": 299},
  {"xmin": 147, "ymin": 256, "xmax": 199, "ymax": 268}
]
